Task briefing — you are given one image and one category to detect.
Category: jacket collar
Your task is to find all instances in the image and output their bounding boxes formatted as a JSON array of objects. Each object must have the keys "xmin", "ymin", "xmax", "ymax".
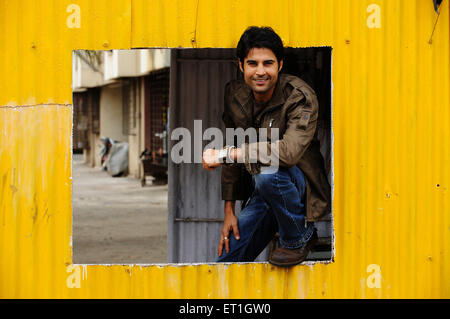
[{"xmin": 233, "ymin": 75, "xmax": 287, "ymax": 110}]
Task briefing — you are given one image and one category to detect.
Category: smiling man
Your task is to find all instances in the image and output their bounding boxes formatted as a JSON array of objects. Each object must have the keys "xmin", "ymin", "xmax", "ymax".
[{"xmin": 202, "ymin": 26, "xmax": 331, "ymax": 267}]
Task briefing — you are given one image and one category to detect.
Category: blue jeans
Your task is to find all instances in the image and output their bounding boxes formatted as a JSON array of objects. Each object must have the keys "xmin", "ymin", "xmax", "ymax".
[{"xmin": 216, "ymin": 166, "xmax": 314, "ymax": 262}]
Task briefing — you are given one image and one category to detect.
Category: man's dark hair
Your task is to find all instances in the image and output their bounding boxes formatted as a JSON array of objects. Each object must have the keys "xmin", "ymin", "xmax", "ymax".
[{"xmin": 236, "ymin": 26, "xmax": 284, "ymax": 65}]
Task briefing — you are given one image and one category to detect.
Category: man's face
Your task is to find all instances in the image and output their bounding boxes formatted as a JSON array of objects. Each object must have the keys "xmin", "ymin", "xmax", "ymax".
[{"xmin": 239, "ymin": 47, "xmax": 283, "ymax": 103}]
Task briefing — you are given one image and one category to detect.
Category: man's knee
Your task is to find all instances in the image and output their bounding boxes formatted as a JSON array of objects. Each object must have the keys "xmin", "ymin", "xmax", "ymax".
[
  {"xmin": 254, "ymin": 168, "xmax": 287, "ymax": 194},
  {"xmin": 254, "ymin": 172, "xmax": 274, "ymax": 190}
]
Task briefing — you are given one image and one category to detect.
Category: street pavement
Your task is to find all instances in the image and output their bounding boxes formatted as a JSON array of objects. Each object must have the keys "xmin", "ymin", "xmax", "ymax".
[{"xmin": 72, "ymin": 154, "xmax": 168, "ymax": 264}]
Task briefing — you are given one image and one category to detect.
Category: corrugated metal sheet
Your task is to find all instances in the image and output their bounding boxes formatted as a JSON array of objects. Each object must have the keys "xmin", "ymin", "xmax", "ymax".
[
  {"xmin": 0, "ymin": 0, "xmax": 131, "ymax": 107},
  {"xmin": 167, "ymin": 48, "xmax": 265, "ymax": 263},
  {"xmin": 0, "ymin": 0, "xmax": 449, "ymax": 298}
]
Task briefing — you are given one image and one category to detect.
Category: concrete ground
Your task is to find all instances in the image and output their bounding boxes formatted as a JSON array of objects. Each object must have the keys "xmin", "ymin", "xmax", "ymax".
[{"xmin": 72, "ymin": 154, "xmax": 168, "ymax": 264}]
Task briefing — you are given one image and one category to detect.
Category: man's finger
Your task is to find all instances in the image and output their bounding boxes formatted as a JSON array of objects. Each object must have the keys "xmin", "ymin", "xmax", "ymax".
[
  {"xmin": 217, "ymin": 238, "xmax": 223, "ymax": 256},
  {"xmin": 224, "ymin": 236, "xmax": 230, "ymax": 253},
  {"xmin": 218, "ymin": 233, "xmax": 228, "ymax": 256},
  {"xmin": 232, "ymin": 224, "xmax": 240, "ymax": 240}
]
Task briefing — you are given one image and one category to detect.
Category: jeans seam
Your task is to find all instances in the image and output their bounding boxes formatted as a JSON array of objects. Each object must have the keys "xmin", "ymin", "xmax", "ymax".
[{"xmin": 275, "ymin": 171, "xmax": 303, "ymax": 238}]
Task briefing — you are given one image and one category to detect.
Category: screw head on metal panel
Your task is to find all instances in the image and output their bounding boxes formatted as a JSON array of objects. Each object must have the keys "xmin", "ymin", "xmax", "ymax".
[{"xmin": 103, "ymin": 41, "xmax": 109, "ymax": 48}]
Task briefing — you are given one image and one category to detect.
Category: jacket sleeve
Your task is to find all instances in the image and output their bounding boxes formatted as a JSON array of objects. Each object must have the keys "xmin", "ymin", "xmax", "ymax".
[
  {"xmin": 221, "ymin": 83, "xmax": 250, "ymax": 201},
  {"xmin": 241, "ymin": 86, "xmax": 319, "ymax": 173}
]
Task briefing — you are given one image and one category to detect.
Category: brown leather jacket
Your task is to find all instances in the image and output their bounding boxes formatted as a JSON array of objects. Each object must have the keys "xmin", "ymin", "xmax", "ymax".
[{"xmin": 221, "ymin": 74, "xmax": 331, "ymax": 222}]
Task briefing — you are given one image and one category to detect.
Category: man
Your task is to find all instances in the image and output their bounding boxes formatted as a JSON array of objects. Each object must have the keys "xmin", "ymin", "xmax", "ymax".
[{"xmin": 202, "ymin": 26, "xmax": 331, "ymax": 267}]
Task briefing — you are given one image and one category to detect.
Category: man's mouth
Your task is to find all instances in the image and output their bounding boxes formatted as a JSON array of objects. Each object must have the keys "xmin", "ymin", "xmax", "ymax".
[{"xmin": 253, "ymin": 77, "xmax": 269, "ymax": 85}]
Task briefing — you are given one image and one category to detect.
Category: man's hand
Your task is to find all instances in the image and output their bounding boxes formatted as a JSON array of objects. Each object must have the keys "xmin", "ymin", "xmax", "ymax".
[
  {"xmin": 202, "ymin": 148, "xmax": 221, "ymax": 171},
  {"xmin": 218, "ymin": 201, "xmax": 240, "ymax": 257}
]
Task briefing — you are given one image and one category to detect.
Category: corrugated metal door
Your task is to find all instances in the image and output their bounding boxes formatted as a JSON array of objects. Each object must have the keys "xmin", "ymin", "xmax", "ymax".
[{"xmin": 168, "ymin": 49, "xmax": 243, "ymax": 262}]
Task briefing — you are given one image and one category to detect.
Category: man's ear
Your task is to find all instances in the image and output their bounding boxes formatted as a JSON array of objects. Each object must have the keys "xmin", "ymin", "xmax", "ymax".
[
  {"xmin": 278, "ymin": 59, "xmax": 283, "ymax": 72},
  {"xmin": 239, "ymin": 60, "xmax": 244, "ymax": 73}
]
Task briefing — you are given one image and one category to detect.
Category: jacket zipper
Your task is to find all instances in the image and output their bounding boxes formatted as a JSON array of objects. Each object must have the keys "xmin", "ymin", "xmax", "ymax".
[
  {"xmin": 234, "ymin": 97, "xmax": 283, "ymax": 129},
  {"xmin": 255, "ymin": 103, "xmax": 283, "ymax": 128}
]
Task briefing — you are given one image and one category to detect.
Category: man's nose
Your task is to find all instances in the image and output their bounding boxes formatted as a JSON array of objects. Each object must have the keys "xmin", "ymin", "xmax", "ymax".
[{"xmin": 256, "ymin": 63, "xmax": 265, "ymax": 76}]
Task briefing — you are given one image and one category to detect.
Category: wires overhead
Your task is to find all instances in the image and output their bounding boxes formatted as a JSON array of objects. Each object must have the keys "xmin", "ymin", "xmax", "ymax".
[
  {"xmin": 429, "ymin": 0, "xmax": 444, "ymax": 43},
  {"xmin": 433, "ymin": 0, "xmax": 443, "ymax": 13}
]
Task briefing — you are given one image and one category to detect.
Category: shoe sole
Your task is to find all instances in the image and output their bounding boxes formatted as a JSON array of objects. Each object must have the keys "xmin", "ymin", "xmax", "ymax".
[
  {"xmin": 268, "ymin": 259, "xmax": 305, "ymax": 267},
  {"xmin": 268, "ymin": 237, "xmax": 318, "ymax": 267}
]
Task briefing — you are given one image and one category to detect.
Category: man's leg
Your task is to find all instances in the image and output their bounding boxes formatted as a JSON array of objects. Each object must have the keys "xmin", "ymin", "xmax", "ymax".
[
  {"xmin": 254, "ymin": 166, "xmax": 315, "ymax": 251},
  {"xmin": 216, "ymin": 192, "xmax": 278, "ymax": 263}
]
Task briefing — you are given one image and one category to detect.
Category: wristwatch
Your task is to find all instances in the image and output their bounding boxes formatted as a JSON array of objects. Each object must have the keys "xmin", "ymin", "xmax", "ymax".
[{"xmin": 217, "ymin": 145, "xmax": 236, "ymax": 164}]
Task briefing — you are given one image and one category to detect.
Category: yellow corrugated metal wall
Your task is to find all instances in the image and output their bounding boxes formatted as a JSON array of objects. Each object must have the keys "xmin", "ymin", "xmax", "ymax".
[{"xmin": 0, "ymin": 0, "xmax": 449, "ymax": 298}]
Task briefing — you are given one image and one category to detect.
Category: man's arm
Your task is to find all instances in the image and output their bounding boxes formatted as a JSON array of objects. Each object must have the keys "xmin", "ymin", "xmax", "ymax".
[{"xmin": 203, "ymin": 90, "xmax": 318, "ymax": 173}]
